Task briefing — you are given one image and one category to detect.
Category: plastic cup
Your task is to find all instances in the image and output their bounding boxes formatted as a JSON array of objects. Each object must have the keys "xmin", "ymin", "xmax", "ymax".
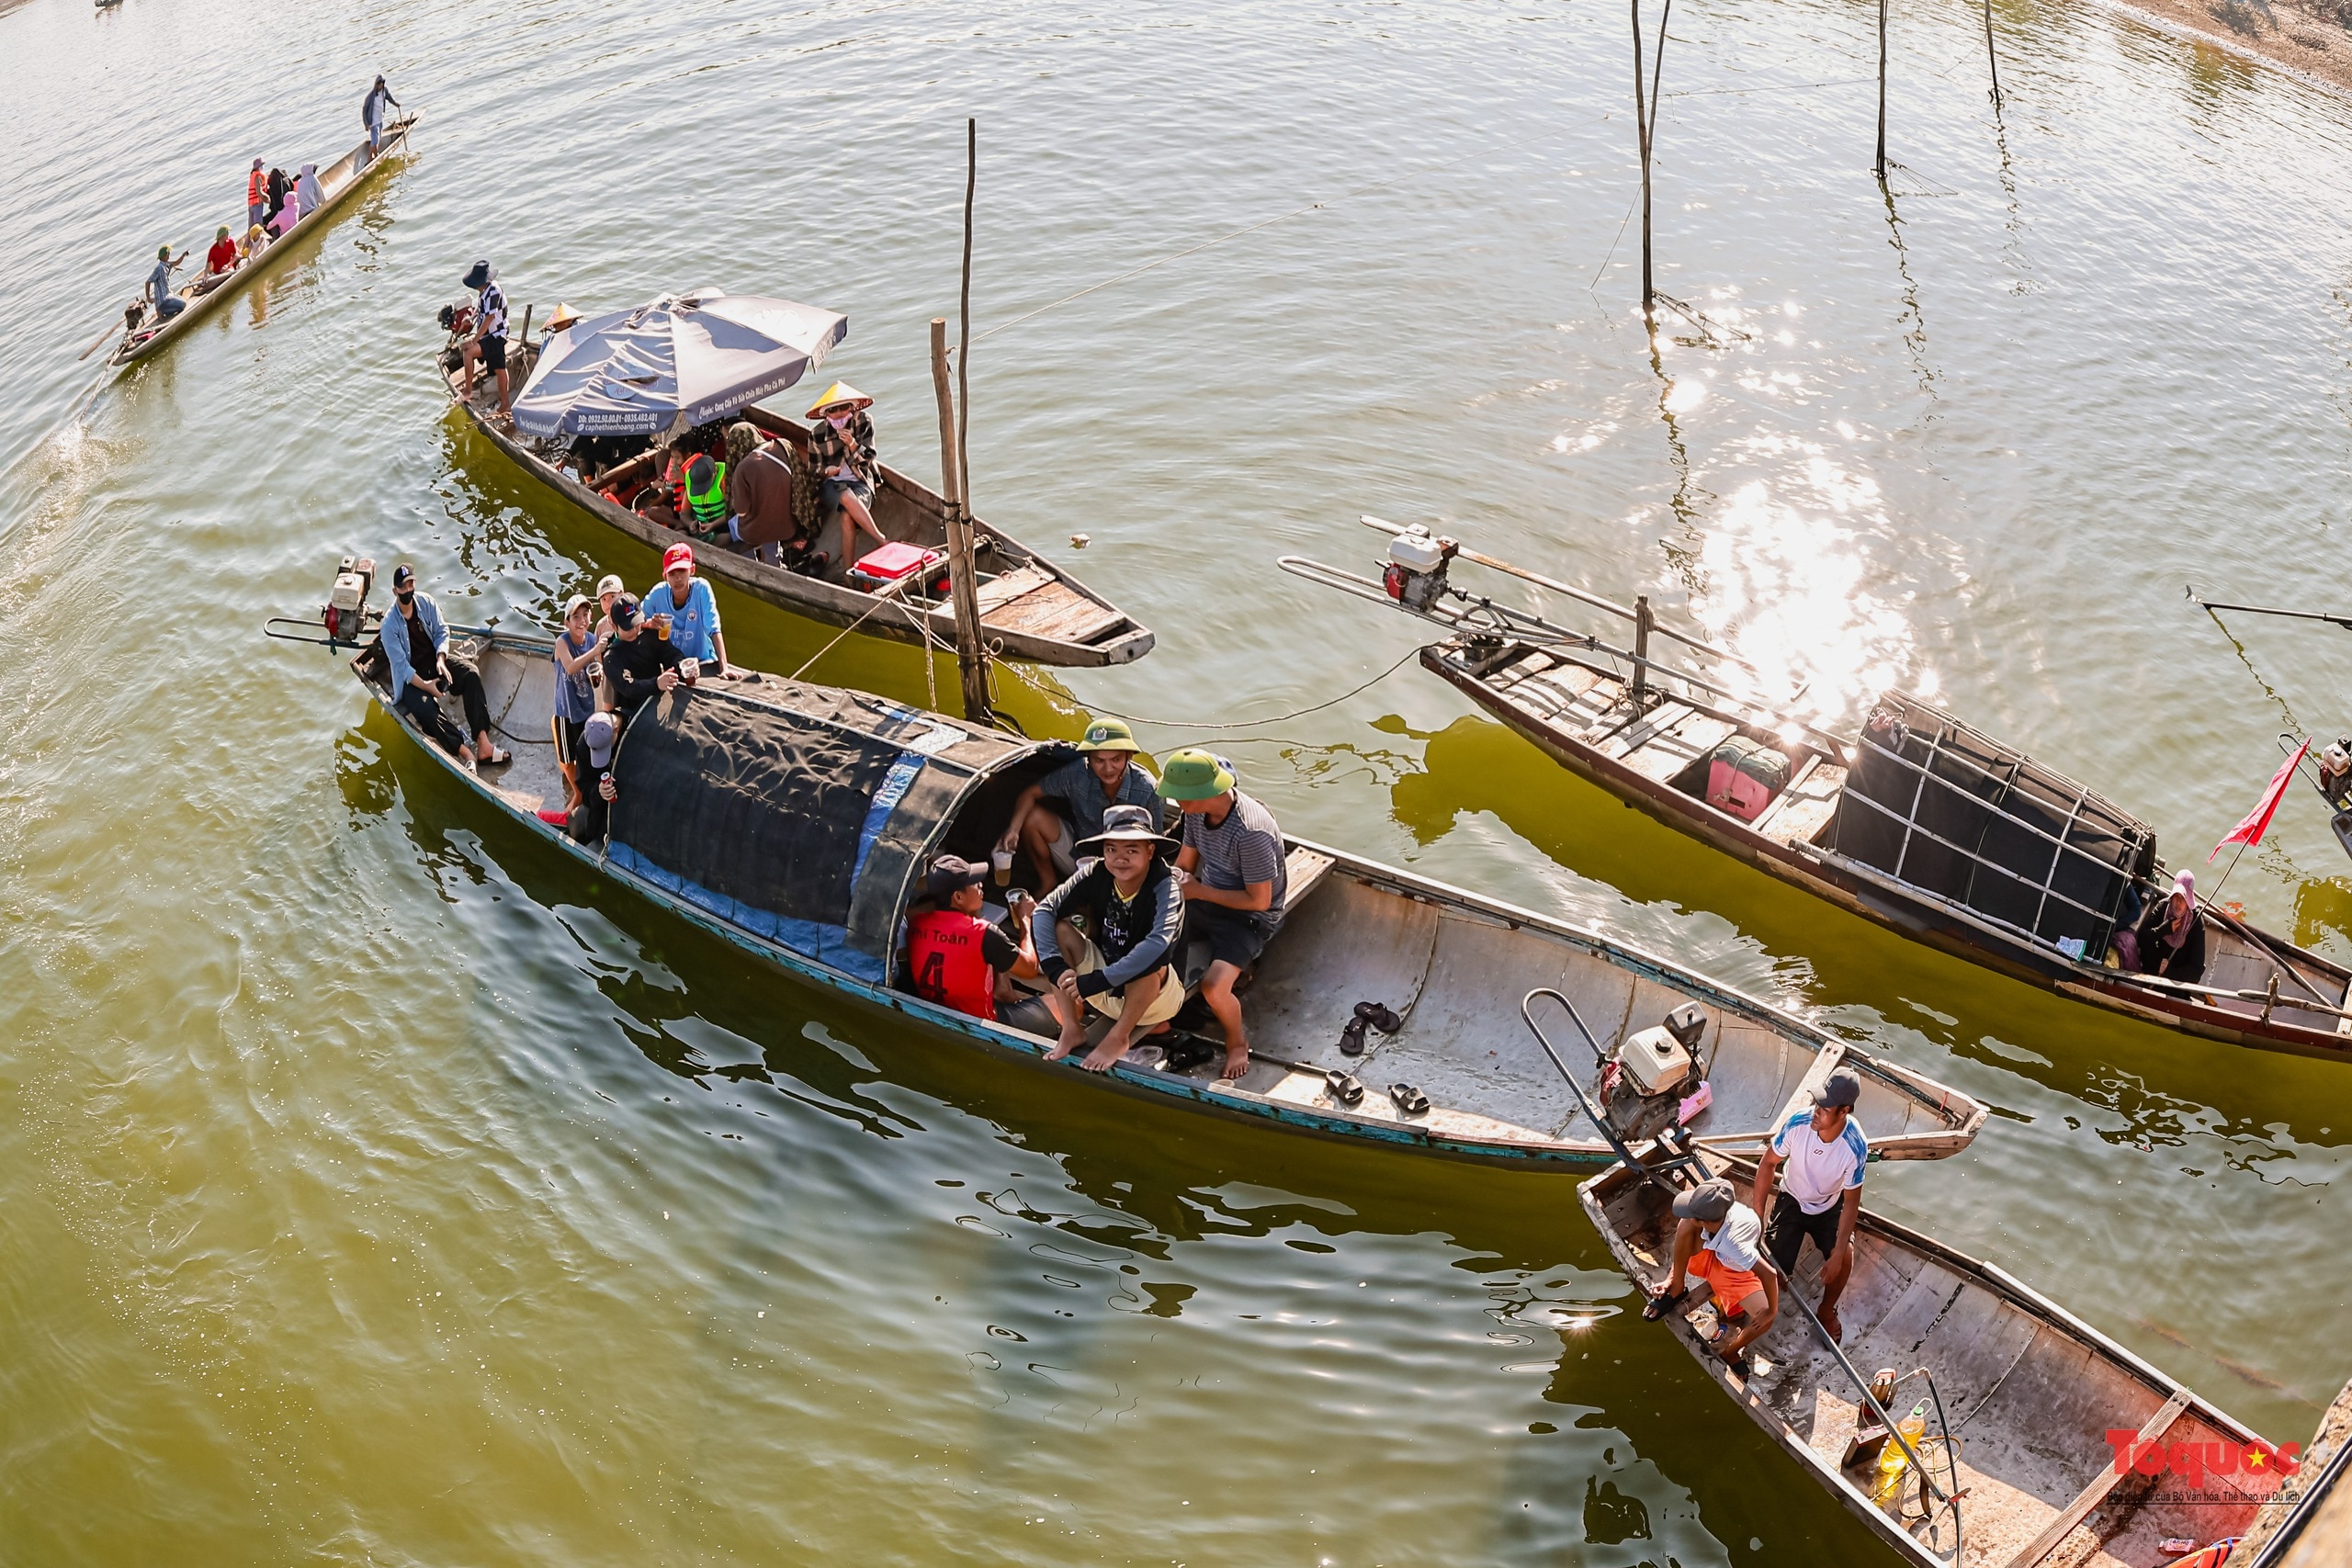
[
  {"xmin": 991, "ymin": 848, "xmax": 1013, "ymax": 886},
  {"xmin": 680, "ymin": 657, "xmax": 701, "ymax": 684}
]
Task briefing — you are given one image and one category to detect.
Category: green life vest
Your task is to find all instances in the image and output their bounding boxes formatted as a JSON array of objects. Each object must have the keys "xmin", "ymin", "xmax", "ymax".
[{"xmin": 686, "ymin": 458, "xmax": 728, "ymax": 525}]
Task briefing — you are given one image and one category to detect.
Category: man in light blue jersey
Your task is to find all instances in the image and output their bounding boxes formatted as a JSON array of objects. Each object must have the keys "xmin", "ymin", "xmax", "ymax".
[{"xmin": 1752, "ymin": 1066, "xmax": 1868, "ymax": 1343}]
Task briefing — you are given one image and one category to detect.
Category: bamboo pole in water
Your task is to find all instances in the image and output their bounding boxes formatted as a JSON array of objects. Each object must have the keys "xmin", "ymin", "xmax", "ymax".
[
  {"xmin": 1875, "ymin": 0, "xmax": 1889, "ymax": 181},
  {"xmin": 1984, "ymin": 0, "xmax": 2002, "ymax": 106},
  {"xmin": 947, "ymin": 118, "xmax": 990, "ymax": 725},
  {"xmin": 1632, "ymin": 0, "xmax": 1655, "ymax": 331}
]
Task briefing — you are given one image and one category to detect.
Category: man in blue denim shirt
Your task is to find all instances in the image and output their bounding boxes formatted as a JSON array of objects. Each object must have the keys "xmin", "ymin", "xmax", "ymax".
[{"xmin": 379, "ymin": 563, "xmax": 507, "ymax": 768}]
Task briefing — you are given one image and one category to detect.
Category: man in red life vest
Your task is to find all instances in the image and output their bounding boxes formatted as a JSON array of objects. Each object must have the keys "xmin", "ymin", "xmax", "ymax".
[{"xmin": 905, "ymin": 856, "xmax": 1039, "ymax": 1022}]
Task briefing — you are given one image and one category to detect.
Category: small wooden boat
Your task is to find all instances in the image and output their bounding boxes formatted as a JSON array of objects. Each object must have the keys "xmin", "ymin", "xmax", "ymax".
[
  {"xmin": 107, "ymin": 118, "xmax": 415, "ymax": 367},
  {"xmin": 1284, "ymin": 522, "xmax": 2352, "ymax": 1062},
  {"xmin": 435, "ymin": 353, "xmax": 1154, "ymax": 669},
  {"xmin": 1580, "ymin": 1144, "xmax": 2288, "ymax": 1566},
  {"xmin": 327, "ymin": 594, "xmax": 1982, "ymax": 1168}
]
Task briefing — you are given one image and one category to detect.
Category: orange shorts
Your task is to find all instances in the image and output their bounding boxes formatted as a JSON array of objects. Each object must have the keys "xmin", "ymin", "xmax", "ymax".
[{"xmin": 1688, "ymin": 1247, "xmax": 1764, "ymax": 1312}]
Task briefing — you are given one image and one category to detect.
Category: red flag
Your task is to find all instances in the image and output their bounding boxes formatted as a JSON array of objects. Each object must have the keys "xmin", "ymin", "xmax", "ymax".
[{"xmin": 2211, "ymin": 740, "xmax": 2308, "ymax": 862}]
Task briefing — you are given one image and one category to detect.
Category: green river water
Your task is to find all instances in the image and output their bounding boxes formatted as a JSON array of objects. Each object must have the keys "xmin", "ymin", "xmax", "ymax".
[{"xmin": 6, "ymin": 0, "xmax": 2352, "ymax": 1561}]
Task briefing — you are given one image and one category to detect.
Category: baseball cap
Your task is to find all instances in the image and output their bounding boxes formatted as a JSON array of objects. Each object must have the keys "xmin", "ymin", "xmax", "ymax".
[
  {"xmin": 595, "ymin": 573, "xmax": 625, "ymax": 599},
  {"xmin": 583, "ymin": 711, "xmax": 617, "ymax": 768},
  {"xmin": 391, "ymin": 563, "xmax": 415, "ymax": 589},
  {"xmin": 662, "ymin": 541, "xmax": 695, "ymax": 574},
  {"xmin": 1810, "ymin": 1067, "xmax": 1861, "ymax": 1110},
  {"xmin": 1670, "ymin": 1178, "xmax": 1737, "ymax": 1224},
  {"xmin": 560, "ymin": 593, "xmax": 590, "ymax": 619},
  {"xmin": 924, "ymin": 855, "xmax": 988, "ymax": 900},
  {"xmin": 611, "ymin": 595, "xmax": 639, "ymax": 631}
]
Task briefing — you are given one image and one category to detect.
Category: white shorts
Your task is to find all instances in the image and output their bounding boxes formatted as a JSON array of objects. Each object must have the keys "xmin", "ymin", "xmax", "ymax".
[{"xmin": 1068, "ymin": 933, "xmax": 1182, "ymax": 1026}]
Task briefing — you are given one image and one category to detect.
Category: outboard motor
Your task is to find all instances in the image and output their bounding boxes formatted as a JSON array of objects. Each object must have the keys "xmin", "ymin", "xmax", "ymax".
[
  {"xmin": 436, "ymin": 300, "xmax": 477, "ymax": 374},
  {"xmin": 1601, "ymin": 1003, "xmax": 1712, "ymax": 1141},
  {"xmin": 322, "ymin": 555, "xmax": 376, "ymax": 646},
  {"xmin": 1382, "ymin": 525, "xmax": 1458, "ymax": 613}
]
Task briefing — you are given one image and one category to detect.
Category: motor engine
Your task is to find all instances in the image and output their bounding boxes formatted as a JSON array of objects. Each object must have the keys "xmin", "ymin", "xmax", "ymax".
[
  {"xmin": 322, "ymin": 555, "xmax": 376, "ymax": 646},
  {"xmin": 1614, "ymin": 1003, "xmax": 1709, "ymax": 1098},
  {"xmin": 1382, "ymin": 525, "xmax": 1458, "ymax": 613}
]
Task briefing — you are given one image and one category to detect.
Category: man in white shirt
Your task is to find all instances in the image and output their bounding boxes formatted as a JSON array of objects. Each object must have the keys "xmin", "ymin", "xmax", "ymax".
[
  {"xmin": 1751, "ymin": 1066, "xmax": 1869, "ymax": 1343},
  {"xmin": 1642, "ymin": 1176, "xmax": 1779, "ymax": 1378}
]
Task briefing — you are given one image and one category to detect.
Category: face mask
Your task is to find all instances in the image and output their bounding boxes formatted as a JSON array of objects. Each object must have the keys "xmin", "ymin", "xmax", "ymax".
[
  {"xmin": 828, "ymin": 412, "xmax": 852, "ymax": 429},
  {"xmin": 395, "ymin": 587, "xmax": 414, "ymax": 604}
]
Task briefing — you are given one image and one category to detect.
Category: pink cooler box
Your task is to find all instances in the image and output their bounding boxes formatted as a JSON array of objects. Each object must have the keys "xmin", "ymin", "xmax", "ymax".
[
  {"xmin": 849, "ymin": 542, "xmax": 947, "ymax": 592},
  {"xmin": 1705, "ymin": 759, "xmax": 1777, "ymax": 822}
]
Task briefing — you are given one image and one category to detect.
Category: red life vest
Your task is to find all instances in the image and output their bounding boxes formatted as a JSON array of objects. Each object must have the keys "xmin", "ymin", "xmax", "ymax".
[
  {"xmin": 247, "ymin": 167, "xmax": 266, "ymax": 205},
  {"xmin": 906, "ymin": 909, "xmax": 998, "ymax": 1020}
]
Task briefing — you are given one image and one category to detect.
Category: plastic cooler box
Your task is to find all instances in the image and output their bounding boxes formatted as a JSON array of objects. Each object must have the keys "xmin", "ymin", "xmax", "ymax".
[
  {"xmin": 1703, "ymin": 736, "xmax": 1791, "ymax": 823},
  {"xmin": 849, "ymin": 542, "xmax": 947, "ymax": 592}
]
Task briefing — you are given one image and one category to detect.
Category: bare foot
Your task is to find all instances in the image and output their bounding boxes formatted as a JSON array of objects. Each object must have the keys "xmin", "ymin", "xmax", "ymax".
[
  {"xmin": 1219, "ymin": 1044, "xmax": 1250, "ymax": 1080},
  {"xmin": 1080, "ymin": 1037, "xmax": 1134, "ymax": 1073},
  {"xmin": 1044, "ymin": 1031, "xmax": 1086, "ymax": 1063},
  {"xmin": 1820, "ymin": 1303, "xmax": 1843, "ymax": 1344}
]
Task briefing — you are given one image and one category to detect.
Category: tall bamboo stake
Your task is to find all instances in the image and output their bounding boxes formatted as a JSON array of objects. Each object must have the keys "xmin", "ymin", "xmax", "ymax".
[
  {"xmin": 1984, "ymin": 0, "xmax": 2002, "ymax": 106},
  {"xmin": 1875, "ymin": 0, "xmax": 1889, "ymax": 181},
  {"xmin": 940, "ymin": 118, "xmax": 989, "ymax": 725},
  {"xmin": 1632, "ymin": 0, "xmax": 1655, "ymax": 331}
]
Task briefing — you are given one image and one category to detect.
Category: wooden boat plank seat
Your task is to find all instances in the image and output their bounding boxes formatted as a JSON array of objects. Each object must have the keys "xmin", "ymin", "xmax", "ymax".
[
  {"xmin": 977, "ymin": 580, "xmax": 1125, "ymax": 645},
  {"xmin": 1759, "ymin": 761, "xmax": 1846, "ymax": 848},
  {"xmin": 1618, "ymin": 707, "xmax": 1741, "ymax": 784},
  {"xmin": 971, "ymin": 563, "xmax": 1054, "ymax": 614},
  {"xmin": 1498, "ymin": 660, "xmax": 1619, "ymax": 735}
]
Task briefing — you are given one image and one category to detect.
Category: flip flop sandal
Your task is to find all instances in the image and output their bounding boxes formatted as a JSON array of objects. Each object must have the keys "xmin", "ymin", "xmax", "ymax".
[
  {"xmin": 1323, "ymin": 1069, "xmax": 1366, "ymax": 1106},
  {"xmin": 1387, "ymin": 1082, "xmax": 1430, "ymax": 1116},
  {"xmin": 1339, "ymin": 1018, "xmax": 1368, "ymax": 1056},
  {"xmin": 1354, "ymin": 1001, "xmax": 1404, "ymax": 1034},
  {"xmin": 1641, "ymin": 1285, "xmax": 1692, "ymax": 1322}
]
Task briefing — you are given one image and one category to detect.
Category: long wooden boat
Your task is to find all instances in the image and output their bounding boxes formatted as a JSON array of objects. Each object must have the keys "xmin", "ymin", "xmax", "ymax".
[
  {"xmin": 1283, "ymin": 525, "xmax": 2352, "ymax": 1061},
  {"xmin": 337, "ymin": 616, "xmax": 1983, "ymax": 1168},
  {"xmin": 108, "ymin": 118, "xmax": 415, "ymax": 367},
  {"xmin": 1581, "ymin": 1146, "xmax": 2288, "ymax": 1567},
  {"xmin": 435, "ymin": 354, "xmax": 1153, "ymax": 669}
]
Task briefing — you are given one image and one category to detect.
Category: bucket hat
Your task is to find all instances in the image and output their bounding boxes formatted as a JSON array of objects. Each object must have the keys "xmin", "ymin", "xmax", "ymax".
[{"xmin": 1076, "ymin": 803, "xmax": 1178, "ymax": 854}]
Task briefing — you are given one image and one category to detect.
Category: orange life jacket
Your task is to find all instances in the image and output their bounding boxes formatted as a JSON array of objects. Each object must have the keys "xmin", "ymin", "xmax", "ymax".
[
  {"xmin": 906, "ymin": 910, "xmax": 999, "ymax": 1020},
  {"xmin": 247, "ymin": 167, "xmax": 265, "ymax": 205}
]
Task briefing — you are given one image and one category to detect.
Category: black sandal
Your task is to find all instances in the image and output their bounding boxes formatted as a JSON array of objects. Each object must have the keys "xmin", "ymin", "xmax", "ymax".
[
  {"xmin": 1339, "ymin": 1018, "xmax": 1368, "ymax": 1056},
  {"xmin": 1324, "ymin": 1069, "xmax": 1365, "ymax": 1106},
  {"xmin": 1388, "ymin": 1082, "xmax": 1430, "ymax": 1116},
  {"xmin": 1354, "ymin": 1000, "xmax": 1403, "ymax": 1034},
  {"xmin": 1642, "ymin": 1284, "xmax": 1691, "ymax": 1321}
]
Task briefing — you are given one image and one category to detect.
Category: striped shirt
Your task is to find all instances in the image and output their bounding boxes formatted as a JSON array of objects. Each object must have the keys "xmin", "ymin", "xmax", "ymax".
[{"xmin": 1179, "ymin": 787, "xmax": 1287, "ymax": 923}]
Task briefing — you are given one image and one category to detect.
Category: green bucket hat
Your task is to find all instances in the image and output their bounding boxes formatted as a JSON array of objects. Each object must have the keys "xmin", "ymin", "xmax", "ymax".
[
  {"xmin": 1079, "ymin": 716, "xmax": 1145, "ymax": 755},
  {"xmin": 1158, "ymin": 748, "xmax": 1236, "ymax": 802}
]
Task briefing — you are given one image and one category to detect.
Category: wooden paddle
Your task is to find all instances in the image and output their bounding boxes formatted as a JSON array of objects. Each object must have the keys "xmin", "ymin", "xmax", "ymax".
[{"xmin": 74, "ymin": 313, "xmax": 129, "ymax": 361}]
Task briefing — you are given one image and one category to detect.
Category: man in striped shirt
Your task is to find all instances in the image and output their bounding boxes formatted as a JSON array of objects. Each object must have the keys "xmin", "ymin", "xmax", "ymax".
[
  {"xmin": 458, "ymin": 258, "xmax": 512, "ymax": 420},
  {"xmin": 1162, "ymin": 750, "xmax": 1287, "ymax": 1082}
]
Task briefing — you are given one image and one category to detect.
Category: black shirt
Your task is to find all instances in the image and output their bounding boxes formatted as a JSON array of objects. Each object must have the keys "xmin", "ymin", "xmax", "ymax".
[
  {"xmin": 569, "ymin": 760, "xmax": 616, "ymax": 842},
  {"xmin": 605, "ymin": 629, "xmax": 684, "ymax": 716},
  {"xmin": 2136, "ymin": 903, "xmax": 2207, "ymax": 986}
]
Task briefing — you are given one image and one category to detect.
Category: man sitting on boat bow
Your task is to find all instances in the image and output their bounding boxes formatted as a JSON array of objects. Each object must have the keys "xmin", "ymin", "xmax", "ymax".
[
  {"xmin": 1031, "ymin": 805, "xmax": 1187, "ymax": 1071},
  {"xmin": 997, "ymin": 718, "xmax": 1165, "ymax": 891},
  {"xmin": 378, "ymin": 563, "xmax": 508, "ymax": 770},
  {"xmin": 1643, "ymin": 1176, "xmax": 1778, "ymax": 1378},
  {"xmin": 1752, "ymin": 1066, "xmax": 1867, "ymax": 1343}
]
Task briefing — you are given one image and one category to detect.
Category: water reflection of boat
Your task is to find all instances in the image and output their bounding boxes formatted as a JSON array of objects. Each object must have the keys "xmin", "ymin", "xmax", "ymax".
[
  {"xmin": 1579, "ymin": 1142, "xmax": 2287, "ymax": 1568},
  {"xmin": 334, "ymin": 618, "xmax": 1984, "ymax": 1169},
  {"xmin": 108, "ymin": 118, "xmax": 413, "ymax": 367},
  {"xmin": 1285, "ymin": 523, "xmax": 2352, "ymax": 1063},
  {"xmin": 435, "ymin": 348, "xmax": 1154, "ymax": 670}
]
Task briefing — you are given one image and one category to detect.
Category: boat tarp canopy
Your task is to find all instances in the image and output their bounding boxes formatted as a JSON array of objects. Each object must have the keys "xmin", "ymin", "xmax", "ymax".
[
  {"xmin": 1825, "ymin": 691, "xmax": 2156, "ymax": 957},
  {"xmin": 510, "ymin": 292, "xmax": 849, "ymax": 438},
  {"xmin": 605, "ymin": 681, "xmax": 1032, "ymax": 981}
]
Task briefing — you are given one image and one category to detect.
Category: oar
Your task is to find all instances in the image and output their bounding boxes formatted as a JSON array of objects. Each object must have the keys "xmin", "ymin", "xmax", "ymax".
[{"xmin": 75, "ymin": 313, "xmax": 129, "ymax": 361}]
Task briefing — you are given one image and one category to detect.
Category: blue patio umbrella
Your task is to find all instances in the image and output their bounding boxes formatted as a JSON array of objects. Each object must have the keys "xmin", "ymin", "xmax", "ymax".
[{"xmin": 510, "ymin": 291, "xmax": 849, "ymax": 439}]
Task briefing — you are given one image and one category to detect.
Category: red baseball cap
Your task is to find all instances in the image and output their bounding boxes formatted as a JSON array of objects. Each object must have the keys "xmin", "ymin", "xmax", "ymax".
[{"xmin": 661, "ymin": 542, "xmax": 695, "ymax": 574}]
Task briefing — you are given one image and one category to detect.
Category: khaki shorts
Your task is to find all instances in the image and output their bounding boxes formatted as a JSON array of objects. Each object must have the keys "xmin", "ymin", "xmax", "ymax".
[{"xmin": 1067, "ymin": 932, "xmax": 1182, "ymax": 1026}]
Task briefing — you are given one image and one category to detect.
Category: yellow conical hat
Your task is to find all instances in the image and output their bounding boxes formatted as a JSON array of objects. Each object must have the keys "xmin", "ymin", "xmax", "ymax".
[{"xmin": 805, "ymin": 380, "xmax": 872, "ymax": 417}]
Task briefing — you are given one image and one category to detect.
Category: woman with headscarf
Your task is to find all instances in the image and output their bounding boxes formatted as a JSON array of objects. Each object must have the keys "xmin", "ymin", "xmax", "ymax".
[
  {"xmin": 266, "ymin": 167, "xmax": 290, "ymax": 224},
  {"xmin": 2134, "ymin": 871, "xmax": 2206, "ymax": 986}
]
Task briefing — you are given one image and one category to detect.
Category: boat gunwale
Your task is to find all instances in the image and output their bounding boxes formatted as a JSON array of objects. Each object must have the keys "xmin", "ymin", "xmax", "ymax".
[
  {"xmin": 1429, "ymin": 639, "xmax": 2352, "ymax": 1056},
  {"xmin": 111, "ymin": 117, "xmax": 416, "ymax": 367},
  {"xmin": 434, "ymin": 349, "xmax": 1155, "ymax": 669},
  {"xmin": 348, "ymin": 627, "xmax": 1984, "ymax": 1168}
]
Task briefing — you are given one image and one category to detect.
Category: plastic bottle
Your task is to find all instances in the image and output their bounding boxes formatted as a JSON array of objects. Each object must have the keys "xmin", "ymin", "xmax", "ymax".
[{"xmin": 1871, "ymin": 1400, "xmax": 1929, "ymax": 1505}]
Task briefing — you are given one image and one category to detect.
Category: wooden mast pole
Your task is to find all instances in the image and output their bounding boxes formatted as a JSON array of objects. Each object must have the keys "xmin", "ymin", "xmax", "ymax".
[
  {"xmin": 1984, "ymin": 0, "xmax": 2001, "ymax": 106},
  {"xmin": 940, "ymin": 117, "xmax": 990, "ymax": 724}
]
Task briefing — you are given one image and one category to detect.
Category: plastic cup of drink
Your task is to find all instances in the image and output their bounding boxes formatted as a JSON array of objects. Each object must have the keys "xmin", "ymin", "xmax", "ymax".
[
  {"xmin": 680, "ymin": 657, "xmax": 701, "ymax": 684},
  {"xmin": 991, "ymin": 848, "xmax": 1013, "ymax": 886},
  {"xmin": 586, "ymin": 660, "xmax": 603, "ymax": 682}
]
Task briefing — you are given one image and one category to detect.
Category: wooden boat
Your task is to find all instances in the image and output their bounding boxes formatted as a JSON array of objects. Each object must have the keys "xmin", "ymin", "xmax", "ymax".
[
  {"xmin": 108, "ymin": 118, "xmax": 415, "ymax": 367},
  {"xmin": 1283, "ymin": 522, "xmax": 2352, "ymax": 1062},
  {"xmin": 332, "ymin": 606, "xmax": 1983, "ymax": 1168},
  {"xmin": 1580, "ymin": 1144, "xmax": 2289, "ymax": 1566},
  {"xmin": 435, "ymin": 353, "xmax": 1154, "ymax": 669}
]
